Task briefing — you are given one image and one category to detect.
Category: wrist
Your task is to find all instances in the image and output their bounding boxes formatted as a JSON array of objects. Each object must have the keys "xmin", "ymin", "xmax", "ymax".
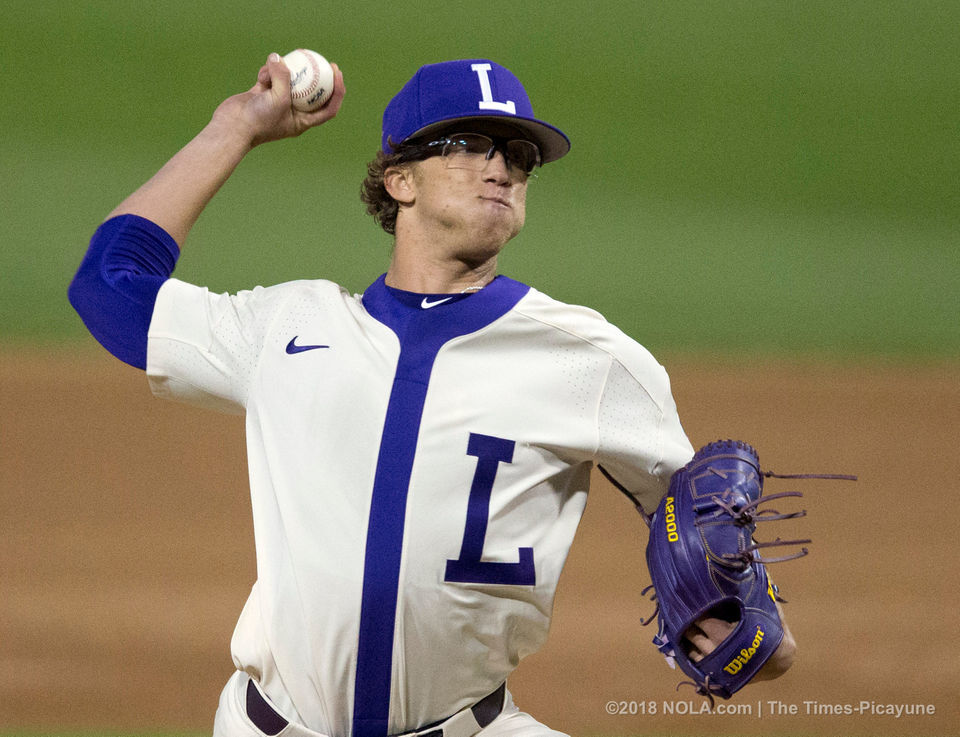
[{"xmin": 200, "ymin": 113, "xmax": 257, "ymax": 158}]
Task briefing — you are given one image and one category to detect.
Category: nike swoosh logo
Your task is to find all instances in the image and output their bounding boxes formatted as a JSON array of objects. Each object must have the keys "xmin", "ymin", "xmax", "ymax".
[
  {"xmin": 420, "ymin": 296, "xmax": 453, "ymax": 309},
  {"xmin": 286, "ymin": 336, "xmax": 330, "ymax": 354}
]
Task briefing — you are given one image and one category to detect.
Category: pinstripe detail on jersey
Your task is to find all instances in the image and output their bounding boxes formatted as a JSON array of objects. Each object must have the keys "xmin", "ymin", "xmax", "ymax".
[{"xmin": 352, "ymin": 274, "xmax": 529, "ymax": 737}]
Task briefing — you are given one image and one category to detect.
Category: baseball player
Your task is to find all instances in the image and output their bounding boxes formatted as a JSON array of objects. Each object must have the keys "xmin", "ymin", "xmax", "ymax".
[{"xmin": 69, "ymin": 56, "xmax": 795, "ymax": 736}]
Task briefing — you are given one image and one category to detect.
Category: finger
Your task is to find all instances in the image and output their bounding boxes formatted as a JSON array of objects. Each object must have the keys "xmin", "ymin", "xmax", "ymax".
[
  {"xmin": 328, "ymin": 63, "xmax": 346, "ymax": 108},
  {"xmin": 265, "ymin": 52, "xmax": 291, "ymax": 100},
  {"xmin": 683, "ymin": 616, "xmax": 737, "ymax": 662},
  {"xmin": 256, "ymin": 63, "xmax": 270, "ymax": 89},
  {"xmin": 684, "ymin": 625, "xmax": 709, "ymax": 662},
  {"xmin": 698, "ymin": 616, "xmax": 737, "ymax": 644},
  {"xmin": 253, "ymin": 52, "xmax": 285, "ymax": 92},
  {"xmin": 300, "ymin": 62, "xmax": 346, "ymax": 125}
]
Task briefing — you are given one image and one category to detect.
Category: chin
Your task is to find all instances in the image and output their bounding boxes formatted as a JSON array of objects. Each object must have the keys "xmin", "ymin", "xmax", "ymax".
[
  {"xmin": 462, "ymin": 212, "xmax": 520, "ymax": 246},
  {"xmin": 479, "ymin": 224, "xmax": 522, "ymax": 253}
]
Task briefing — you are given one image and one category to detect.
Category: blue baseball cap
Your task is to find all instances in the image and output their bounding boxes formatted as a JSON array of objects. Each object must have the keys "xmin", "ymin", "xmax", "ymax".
[{"xmin": 381, "ymin": 59, "xmax": 571, "ymax": 164}]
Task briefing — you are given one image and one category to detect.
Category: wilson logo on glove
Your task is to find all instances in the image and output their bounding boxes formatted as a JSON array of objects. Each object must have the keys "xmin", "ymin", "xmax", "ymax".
[{"xmin": 722, "ymin": 626, "xmax": 766, "ymax": 675}]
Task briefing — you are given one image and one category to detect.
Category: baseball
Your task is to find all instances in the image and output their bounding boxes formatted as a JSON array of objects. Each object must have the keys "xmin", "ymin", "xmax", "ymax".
[{"xmin": 282, "ymin": 49, "xmax": 334, "ymax": 111}]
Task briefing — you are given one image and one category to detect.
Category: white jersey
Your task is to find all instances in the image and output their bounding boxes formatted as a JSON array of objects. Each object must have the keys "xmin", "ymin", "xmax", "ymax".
[{"xmin": 146, "ymin": 273, "xmax": 693, "ymax": 737}]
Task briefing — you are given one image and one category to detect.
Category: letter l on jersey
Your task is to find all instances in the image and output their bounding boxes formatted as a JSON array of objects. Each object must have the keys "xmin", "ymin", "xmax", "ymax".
[{"xmin": 445, "ymin": 432, "xmax": 535, "ymax": 585}]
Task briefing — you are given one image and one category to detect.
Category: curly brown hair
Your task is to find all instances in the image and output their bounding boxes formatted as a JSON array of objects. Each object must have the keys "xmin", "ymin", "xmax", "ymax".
[{"xmin": 360, "ymin": 149, "xmax": 408, "ymax": 236}]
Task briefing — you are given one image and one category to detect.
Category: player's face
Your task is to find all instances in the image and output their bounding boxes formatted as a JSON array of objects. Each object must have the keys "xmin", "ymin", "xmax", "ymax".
[{"xmin": 401, "ymin": 138, "xmax": 531, "ymax": 258}]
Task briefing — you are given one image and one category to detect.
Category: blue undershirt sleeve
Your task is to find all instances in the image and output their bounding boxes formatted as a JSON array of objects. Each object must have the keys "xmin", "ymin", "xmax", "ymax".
[{"xmin": 68, "ymin": 214, "xmax": 181, "ymax": 370}]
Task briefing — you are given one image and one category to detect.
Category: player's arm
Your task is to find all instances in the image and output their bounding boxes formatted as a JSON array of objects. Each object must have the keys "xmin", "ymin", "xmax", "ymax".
[
  {"xmin": 108, "ymin": 54, "xmax": 345, "ymax": 246},
  {"xmin": 591, "ymin": 356, "xmax": 799, "ymax": 694},
  {"xmin": 69, "ymin": 55, "xmax": 344, "ymax": 369}
]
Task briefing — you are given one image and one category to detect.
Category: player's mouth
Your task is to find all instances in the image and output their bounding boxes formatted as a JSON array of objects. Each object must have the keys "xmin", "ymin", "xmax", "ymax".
[{"xmin": 479, "ymin": 195, "xmax": 512, "ymax": 208}]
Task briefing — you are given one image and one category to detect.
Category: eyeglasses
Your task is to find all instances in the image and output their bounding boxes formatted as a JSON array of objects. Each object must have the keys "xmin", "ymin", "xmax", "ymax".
[{"xmin": 401, "ymin": 133, "xmax": 542, "ymax": 175}]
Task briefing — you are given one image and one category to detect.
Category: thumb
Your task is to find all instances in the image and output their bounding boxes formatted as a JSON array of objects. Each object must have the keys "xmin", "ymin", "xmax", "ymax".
[{"xmin": 263, "ymin": 52, "xmax": 291, "ymax": 97}]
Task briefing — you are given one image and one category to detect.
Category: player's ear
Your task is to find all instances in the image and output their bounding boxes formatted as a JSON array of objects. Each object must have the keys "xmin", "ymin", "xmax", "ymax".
[{"xmin": 384, "ymin": 164, "xmax": 416, "ymax": 205}]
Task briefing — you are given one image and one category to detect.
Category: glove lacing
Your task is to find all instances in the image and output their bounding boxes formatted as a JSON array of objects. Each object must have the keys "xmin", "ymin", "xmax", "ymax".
[{"xmin": 676, "ymin": 675, "xmax": 724, "ymax": 710}]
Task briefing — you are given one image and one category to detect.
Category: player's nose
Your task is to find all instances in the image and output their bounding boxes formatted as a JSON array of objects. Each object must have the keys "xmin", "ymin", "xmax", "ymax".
[{"xmin": 481, "ymin": 150, "xmax": 514, "ymax": 184}]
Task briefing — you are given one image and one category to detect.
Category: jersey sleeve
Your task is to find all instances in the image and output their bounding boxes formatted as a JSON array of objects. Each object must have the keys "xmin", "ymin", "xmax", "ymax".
[
  {"xmin": 68, "ymin": 214, "xmax": 180, "ymax": 369},
  {"xmin": 145, "ymin": 278, "xmax": 286, "ymax": 414},
  {"xmin": 594, "ymin": 346, "xmax": 694, "ymax": 515}
]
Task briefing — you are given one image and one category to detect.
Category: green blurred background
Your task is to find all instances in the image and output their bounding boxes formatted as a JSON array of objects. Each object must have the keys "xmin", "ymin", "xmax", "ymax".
[
  {"xmin": 1, "ymin": 5, "xmax": 958, "ymax": 736},
  {"xmin": 1, "ymin": 0, "xmax": 957, "ymax": 359}
]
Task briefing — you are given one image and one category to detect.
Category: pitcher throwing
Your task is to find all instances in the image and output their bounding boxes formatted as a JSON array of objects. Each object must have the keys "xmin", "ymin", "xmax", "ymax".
[{"xmin": 69, "ymin": 54, "xmax": 797, "ymax": 736}]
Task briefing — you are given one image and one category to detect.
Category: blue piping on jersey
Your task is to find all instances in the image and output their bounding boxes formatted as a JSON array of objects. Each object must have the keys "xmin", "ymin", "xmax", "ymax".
[{"xmin": 353, "ymin": 274, "xmax": 529, "ymax": 737}]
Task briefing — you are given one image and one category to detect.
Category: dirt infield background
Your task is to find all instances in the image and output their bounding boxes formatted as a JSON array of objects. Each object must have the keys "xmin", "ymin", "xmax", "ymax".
[{"xmin": 2, "ymin": 348, "xmax": 957, "ymax": 736}]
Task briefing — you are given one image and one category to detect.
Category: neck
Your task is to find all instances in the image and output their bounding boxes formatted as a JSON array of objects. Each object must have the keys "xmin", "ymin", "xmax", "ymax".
[
  {"xmin": 385, "ymin": 253, "xmax": 497, "ymax": 294},
  {"xmin": 385, "ymin": 232, "xmax": 500, "ymax": 294}
]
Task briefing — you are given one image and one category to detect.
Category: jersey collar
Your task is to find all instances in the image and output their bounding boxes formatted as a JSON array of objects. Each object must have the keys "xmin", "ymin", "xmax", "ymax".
[{"xmin": 361, "ymin": 273, "xmax": 530, "ymax": 341}]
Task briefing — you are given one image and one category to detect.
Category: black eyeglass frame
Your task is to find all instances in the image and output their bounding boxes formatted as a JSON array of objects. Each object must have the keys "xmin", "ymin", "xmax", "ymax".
[{"xmin": 396, "ymin": 132, "xmax": 542, "ymax": 175}]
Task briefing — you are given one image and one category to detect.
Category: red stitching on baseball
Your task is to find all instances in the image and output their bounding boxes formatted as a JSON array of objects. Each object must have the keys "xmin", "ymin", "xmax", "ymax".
[{"xmin": 291, "ymin": 49, "xmax": 321, "ymax": 101}]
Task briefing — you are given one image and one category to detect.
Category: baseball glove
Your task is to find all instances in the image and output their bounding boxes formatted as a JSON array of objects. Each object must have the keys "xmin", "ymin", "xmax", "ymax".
[{"xmin": 642, "ymin": 440, "xmax": 854, "ymax": 704}]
